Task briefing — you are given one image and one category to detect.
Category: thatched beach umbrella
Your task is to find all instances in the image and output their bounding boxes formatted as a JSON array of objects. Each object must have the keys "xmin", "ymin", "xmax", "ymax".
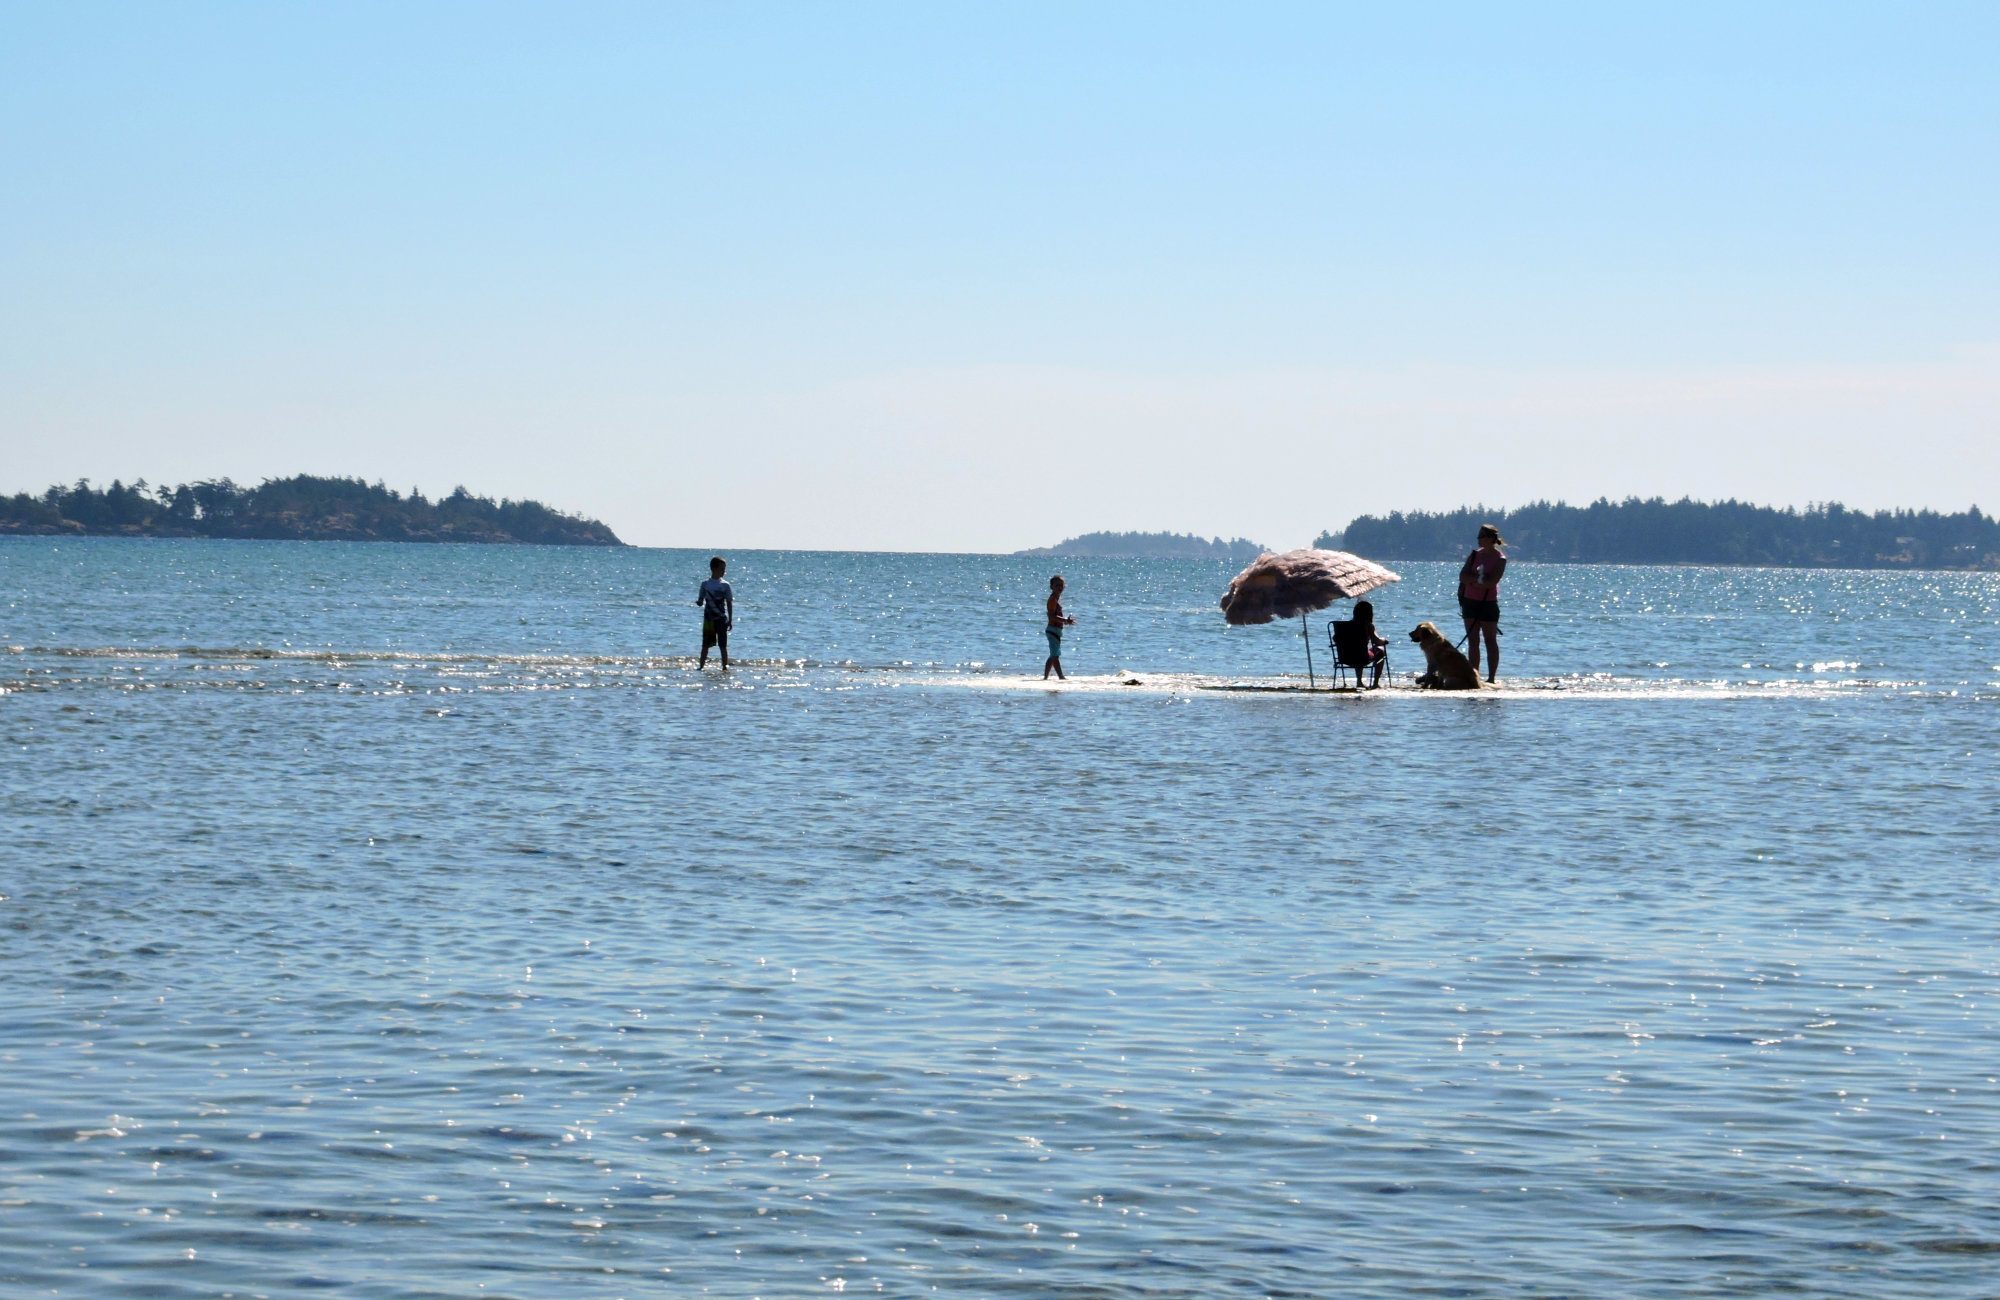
[{"xmin": 1218, "ymin": 548, "xmax": 1401, "ymax": 687}]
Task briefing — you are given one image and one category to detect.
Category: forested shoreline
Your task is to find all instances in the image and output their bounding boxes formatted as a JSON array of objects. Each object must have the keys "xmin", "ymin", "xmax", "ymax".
[
  {"xmin": 1016, "ymin": 531, "xmax": 1269, "ymax": 561},
  {"xmin": 1320, "ymin": 499, "xmax": 1999, "ymax": 570},
  {"xmin": 0, "ymin": 475, "xmax": 623, "ymax": 546}
]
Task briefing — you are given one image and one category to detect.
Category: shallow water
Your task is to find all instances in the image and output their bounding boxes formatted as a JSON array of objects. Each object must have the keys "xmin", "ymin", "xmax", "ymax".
[{"xmin": 3, "ymin": 538, "xmax": 1998, "ymax": 1296}]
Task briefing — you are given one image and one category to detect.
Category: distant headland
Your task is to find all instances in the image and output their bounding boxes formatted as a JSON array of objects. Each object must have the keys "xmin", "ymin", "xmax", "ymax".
[
  {"xmin": 1015, "ymin": 531, "xmax": 1270, "ymax": 562},
  {"xmin": 1319, "ymin": 498, "xmax": 1998, "ymax": 571},
  {"xmin": 0, "ymin": 475, "xmax": 624, "ymax": 546}
]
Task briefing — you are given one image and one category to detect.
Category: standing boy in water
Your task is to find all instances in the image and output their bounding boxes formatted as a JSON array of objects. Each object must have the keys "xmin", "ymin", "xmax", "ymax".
[
  {"xmin": 697, "ymin": 556, "xmax": 734, "ymax": 671},
  {"xmin": 1043, "ymin": 574, "xmax": 1076, "ymax": 680}
]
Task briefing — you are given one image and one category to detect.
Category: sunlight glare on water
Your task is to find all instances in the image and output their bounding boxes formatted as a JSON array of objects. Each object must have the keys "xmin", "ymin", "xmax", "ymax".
[{"xmin": 2, "ymin": 538, "xmax": 1997, "ymax": 1296}]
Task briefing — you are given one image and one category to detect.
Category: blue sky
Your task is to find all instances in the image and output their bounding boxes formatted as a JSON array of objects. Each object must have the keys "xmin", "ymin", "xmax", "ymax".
[{"xmin": 4, "ymin": 2, "xmax": 1995, "ymax": 549}]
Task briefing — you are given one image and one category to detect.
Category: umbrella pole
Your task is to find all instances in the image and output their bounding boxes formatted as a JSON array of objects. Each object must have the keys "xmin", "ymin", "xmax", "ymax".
[{"xmin": 1302, "ymin": 611, "xmax": 1315, "ymax": 689}]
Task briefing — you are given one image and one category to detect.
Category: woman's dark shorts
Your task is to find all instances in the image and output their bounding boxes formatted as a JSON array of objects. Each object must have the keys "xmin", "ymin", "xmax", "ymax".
[{"xmin": 1459, "ymin": 597, "xmax": 1501, "ymax": 625}]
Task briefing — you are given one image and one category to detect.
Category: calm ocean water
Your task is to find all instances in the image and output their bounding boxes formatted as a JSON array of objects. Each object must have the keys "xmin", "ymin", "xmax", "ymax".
[{"xmin": 3, "ymin": 537, "xmax": 1998, "ymax": 1297}]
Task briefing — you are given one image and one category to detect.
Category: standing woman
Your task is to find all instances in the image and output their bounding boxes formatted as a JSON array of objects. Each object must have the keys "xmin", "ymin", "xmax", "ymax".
[{"xmin": 1458, "ymin": 524, "xmax": 1506, "ymax": 684}]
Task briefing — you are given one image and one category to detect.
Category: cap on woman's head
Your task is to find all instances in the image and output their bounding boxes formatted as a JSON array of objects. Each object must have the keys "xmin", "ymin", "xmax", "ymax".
[{"xmin": 1478, "ymin": 523, "xmax": 1505, "ymax": 545}]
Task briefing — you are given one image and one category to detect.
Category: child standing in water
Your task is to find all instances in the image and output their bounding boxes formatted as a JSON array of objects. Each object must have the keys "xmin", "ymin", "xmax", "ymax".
[
  {"xmin": 697, "ymin": 556, "xmax": 733, "ymax": 671},
  {"xmin": 1043, "ymin": 575, "xmax": 1075, "ymax": 680}
]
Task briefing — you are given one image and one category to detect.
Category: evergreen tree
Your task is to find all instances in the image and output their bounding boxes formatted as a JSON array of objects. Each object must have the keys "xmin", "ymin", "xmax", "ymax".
[
  {"xmin": 0, "ymin": 474, "xmax": 622, "ymax": 545},
  {"xmin": 1318, "ymin": 499, "xmax": 1998, "ymax": 570}
]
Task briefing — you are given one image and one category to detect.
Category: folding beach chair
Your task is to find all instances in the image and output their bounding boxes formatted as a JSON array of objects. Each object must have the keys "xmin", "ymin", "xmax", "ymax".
[{"xmin": 1327, "ymin": 617, "xmax": 1389, "ymax": 690}]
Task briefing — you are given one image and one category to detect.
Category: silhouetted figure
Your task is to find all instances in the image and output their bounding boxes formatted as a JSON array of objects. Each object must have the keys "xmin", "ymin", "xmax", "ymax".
[
  {"xmin": 1458, "ymin": 524, "xmax": 1506, "ymax": 683},
  {"xmin": 1334, "ymin": 598, "xmax": 1389, "ymax": 688},
  {"xmin": 1043, "ymin": 575, "xmax": 1075, "ymax": 680},
  {"xmin": 698, "ymin": 556, "xmax": 734, "ymax": 671}
]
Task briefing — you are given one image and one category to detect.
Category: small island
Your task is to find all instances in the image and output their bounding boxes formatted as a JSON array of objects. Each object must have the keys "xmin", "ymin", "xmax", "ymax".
[
  {"xmin": 1015, "ymin": 530, "xmax": 1269, "ymax": 561},
  {"xmin": 1319, "ymin": 498, "xmax": 1998, "ymax": 570},
  {"xmin": 1, "ymin": 475, "xmax": 624, "ymax": 546}
]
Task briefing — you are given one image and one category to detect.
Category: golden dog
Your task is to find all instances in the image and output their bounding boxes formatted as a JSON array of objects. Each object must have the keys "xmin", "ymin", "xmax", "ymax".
[{"xmin": 1409, "ymin": 621, "xmax": 1486, "ymax": 690}]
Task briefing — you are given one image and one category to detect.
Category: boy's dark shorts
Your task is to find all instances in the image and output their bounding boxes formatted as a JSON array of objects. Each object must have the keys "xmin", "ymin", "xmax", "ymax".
[
  {"xmin": 1458, "ymin": 597, "xmax": 1501, "ymax": 624},
  {"xmin": 702, "ymin": 615, "xmax": 729, "ymax": 649}
]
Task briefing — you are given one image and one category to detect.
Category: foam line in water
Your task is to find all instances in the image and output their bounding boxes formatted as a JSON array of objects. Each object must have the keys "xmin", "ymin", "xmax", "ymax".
[
  {"xmin": 0, "ymin": 645, "xmax": 1957, "ymax": 700},
  {"xmin": 904, "ymin": 672, "xmax": 1927, "ymax": 700},
  {"xmin": 5, "ymin": 644, "xmax": 815, "ymax": 669}
]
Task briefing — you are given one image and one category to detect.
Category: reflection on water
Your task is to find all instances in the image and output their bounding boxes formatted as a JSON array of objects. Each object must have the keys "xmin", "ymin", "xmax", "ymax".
[{"xmin": 2, "ymin": 539, "xmax": 1997, "ymax": 1295}]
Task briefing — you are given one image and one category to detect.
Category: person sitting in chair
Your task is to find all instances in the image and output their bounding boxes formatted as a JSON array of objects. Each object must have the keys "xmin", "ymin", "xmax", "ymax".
[{"xmin": 1334, "ymin": 599, "xmax": 1389, "ymax": 689}]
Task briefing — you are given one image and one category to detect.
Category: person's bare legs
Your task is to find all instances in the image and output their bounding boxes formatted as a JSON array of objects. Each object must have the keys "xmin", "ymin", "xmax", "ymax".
[
  {"xmin": 1463, "ymin": 618, "xmax": 1481, "ymax": 676},
  {"xmin": 1480, "ymin": 623, "xmax": 1499, "ymax": 682}
]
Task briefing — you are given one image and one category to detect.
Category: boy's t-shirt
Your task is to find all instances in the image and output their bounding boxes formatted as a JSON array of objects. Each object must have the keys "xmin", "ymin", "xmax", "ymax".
[{"xmin": 699, "ymin": 578, "xmax": 733, "ymax": 621}]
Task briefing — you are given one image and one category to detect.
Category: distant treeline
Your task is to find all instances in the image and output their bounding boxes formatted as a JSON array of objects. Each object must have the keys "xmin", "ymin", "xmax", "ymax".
[
  {"xmin": 1319, "ymin": 498, "xmax": 1998, "ymax": 570},
  {"xmin": 0, "ymin": 475, "xmax": 623, "ymax": 546},
  {"xmin": 1016, "ymin": 530, "xmax": 1270, "ymax": 561}
]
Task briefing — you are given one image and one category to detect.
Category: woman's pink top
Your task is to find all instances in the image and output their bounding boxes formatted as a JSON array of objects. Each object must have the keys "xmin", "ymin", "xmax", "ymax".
[{"xmin": 1459, "ymin": 547, "xmax": 1506, "ymax": 601}]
